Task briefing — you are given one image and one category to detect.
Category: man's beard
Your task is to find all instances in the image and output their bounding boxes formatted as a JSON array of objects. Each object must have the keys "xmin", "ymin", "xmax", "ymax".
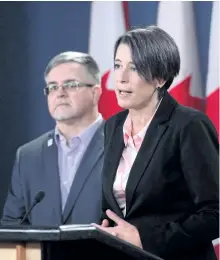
[
  {"xmin": 51, "ymin": 106, "xmax": 75, "ymax": 122},
  {"xmin": 53, "ymin": 114, "xmax": 74, "ymax": 121}
]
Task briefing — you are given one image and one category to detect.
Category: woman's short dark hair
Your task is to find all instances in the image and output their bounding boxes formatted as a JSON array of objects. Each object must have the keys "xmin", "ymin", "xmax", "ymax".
[{"xmin": 114, "ymin": 25, "xmax": 180, "ymax": 90}]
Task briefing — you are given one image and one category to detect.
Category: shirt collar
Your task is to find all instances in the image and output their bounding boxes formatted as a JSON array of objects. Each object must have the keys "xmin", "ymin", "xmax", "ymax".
[
  {"xmin": 123, "ymin": 98, "xmax": 163, "ymax": 149},
  {"xmin": 54, "ymin": 113, "xmax": 103, "ymax": 148},
  {"xmin": 123, "ymin": 116, "xmax": 147, "ymax": 150}
]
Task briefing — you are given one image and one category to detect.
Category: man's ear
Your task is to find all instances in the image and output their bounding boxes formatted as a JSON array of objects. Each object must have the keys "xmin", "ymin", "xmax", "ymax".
[{"xmin": 93, "ymin": 84, "xmax": 102, "ymax": 105}]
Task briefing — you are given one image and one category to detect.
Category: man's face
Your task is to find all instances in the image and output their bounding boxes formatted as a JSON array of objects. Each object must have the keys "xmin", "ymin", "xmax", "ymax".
[{"xmin": 45, "ymin": 62, "xmax": 100, "ymax": 122}]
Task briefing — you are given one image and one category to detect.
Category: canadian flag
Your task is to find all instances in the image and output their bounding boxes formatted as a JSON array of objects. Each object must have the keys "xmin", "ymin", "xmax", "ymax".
[
  {"xmin": 89, "ymin": 1, "xmax": 128, "ymax": 119},
  {"xmin": 205, "ymin": 1, "xmax": 219, "ymax": 136},
  {"xmin": 157, "ymin": 1, "xmax": 203, "ymax": 111}
]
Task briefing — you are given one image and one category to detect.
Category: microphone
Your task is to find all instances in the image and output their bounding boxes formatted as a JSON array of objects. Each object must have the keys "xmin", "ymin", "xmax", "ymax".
[{"xmin": 20, "ymin": 190, "xmax": 45, "ymax": 225}]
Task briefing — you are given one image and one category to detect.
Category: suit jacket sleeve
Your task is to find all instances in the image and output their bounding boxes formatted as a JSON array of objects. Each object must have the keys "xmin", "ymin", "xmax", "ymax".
[
  {"xmin": 133, "ymin": 115, "xmax": 219, "ymax": 256},
  {"xmin": 1, "ymin": 147, "xmax": 29, "ymax": 225}
]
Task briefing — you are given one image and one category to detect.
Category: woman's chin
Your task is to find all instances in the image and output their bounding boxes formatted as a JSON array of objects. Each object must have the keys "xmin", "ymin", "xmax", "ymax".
[{"xmin": 117, "ymin": 100, "xmax": 133, "ymax": 110}]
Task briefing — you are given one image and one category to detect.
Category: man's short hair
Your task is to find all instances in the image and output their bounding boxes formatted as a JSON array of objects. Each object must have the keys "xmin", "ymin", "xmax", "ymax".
[{"xmin": 44, "ymin": 51, "xmax": 101, "ymax": 84}]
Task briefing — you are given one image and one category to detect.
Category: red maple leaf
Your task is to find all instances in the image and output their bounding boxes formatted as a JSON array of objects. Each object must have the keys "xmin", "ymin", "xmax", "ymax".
[
  {"xmin": 169, "ymin": 75, "xmax": 204, "ymax": 111},
  {"xmin": 99, "ymin": 70, "xmax": 122, "ymax": 120},
  {"xmin": 206, "ymin": 87, "xmax": 219, "ymax": 136}
]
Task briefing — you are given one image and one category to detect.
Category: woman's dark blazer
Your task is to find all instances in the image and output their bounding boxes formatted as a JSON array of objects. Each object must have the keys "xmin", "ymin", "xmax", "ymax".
[{"xmin": 101, "ymin": 91, "xmax": 219, "ymax": 260}]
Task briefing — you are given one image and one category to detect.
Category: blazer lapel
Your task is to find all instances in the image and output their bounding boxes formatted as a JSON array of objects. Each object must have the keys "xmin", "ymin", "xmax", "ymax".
[
  {"xmin": 125, "ymin": 92, "xmax": 177, "ymax": 214},
  {"xmin": 62, "ymin": 123, "xmax": 104, "ymax": 223},
  {"xmin": 125, "ymin": 122, "xmax": 168, "ymax": 214},
  {"xmin": 104, "ymin": 122, "xmax": 125, "ymax": 218},
  {"xmin": 42, "ymin": 132, "xmax": 62, "ymax": 225}
]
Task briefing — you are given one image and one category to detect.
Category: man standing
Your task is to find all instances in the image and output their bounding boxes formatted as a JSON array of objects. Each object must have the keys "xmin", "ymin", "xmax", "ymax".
[{"xmin": 1, "ymin": 51, "xmax": 104, "ymax": 226}]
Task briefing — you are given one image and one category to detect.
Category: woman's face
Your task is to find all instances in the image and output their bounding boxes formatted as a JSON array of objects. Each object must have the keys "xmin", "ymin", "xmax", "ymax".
[{"xmin": 114, "ymin": 43, "xmax": 157, "ymax": 110}]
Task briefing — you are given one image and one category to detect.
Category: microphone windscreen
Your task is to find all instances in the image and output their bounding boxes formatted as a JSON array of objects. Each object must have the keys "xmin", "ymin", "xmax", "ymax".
[{"xmin": 35, "ymin": 191, "xmax": 45, "ymax": 203}]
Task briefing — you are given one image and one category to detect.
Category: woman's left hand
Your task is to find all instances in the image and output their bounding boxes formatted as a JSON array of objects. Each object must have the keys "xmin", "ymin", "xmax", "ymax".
[{"xmin": 92, "ymin": 209, "xmax": 143, "ymax": 249}]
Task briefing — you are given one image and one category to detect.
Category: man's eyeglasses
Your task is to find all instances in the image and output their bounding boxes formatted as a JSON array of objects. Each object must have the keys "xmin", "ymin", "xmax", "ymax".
[{"xmin": 44, "ymin": 80, "xmax": 94, "ymax": 95}]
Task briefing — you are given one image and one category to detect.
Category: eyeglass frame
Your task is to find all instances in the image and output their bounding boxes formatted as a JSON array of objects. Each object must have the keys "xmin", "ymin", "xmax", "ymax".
[{"xmin": 43, "ymin": 79, "xmax": 95, "ymax": 96}]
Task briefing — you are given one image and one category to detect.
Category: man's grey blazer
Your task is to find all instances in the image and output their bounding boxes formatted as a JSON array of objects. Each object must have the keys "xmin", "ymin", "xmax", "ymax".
[{"xmin": 1, "ymin": 122, "xmax": 104, "ymax": 226}]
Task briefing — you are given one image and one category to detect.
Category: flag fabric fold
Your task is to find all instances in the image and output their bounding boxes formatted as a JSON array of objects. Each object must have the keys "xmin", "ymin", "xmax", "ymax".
[
  {"xmin": 157, "ymin": 1, "xmax": 203, "ymax": 111},
  {"xmin": 205, "ymin": 1, "xmax": 219, "ymax": 136},
  {"xmin": 89, "ymin": 1, "xmax": 128, "ymax": 119}
]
